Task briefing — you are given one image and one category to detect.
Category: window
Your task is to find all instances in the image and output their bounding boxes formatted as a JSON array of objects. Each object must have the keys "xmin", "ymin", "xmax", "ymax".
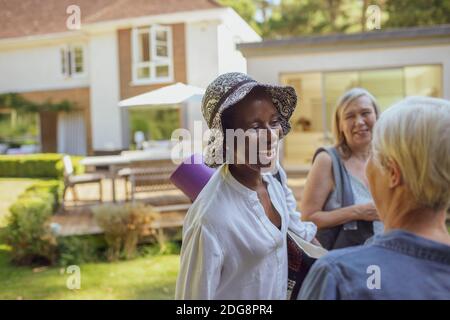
[
  {"xmin": 61, "ymin": 45, "xmax": 85, "ymax": 77},
  {"xmin": 405, "ymin": 65, "xmax": 442, "ymax": 97},
  {"xmin": 359, "ymin": 68, "xmax": 404, "ymax": 112},
  {"xmin": 281, "ymin": 65, "xmax": 442, "ymax": 166},
  {"xmin": 128, "ymin": 106, "xmax": 180, "ymax": 147},
  {"xmin": 132, "ymin": 25, "xmax": 173, "ymax": 84},
  {"xmin": 280, "ymin": 73, "xmax": 328, "ymax": 166}
]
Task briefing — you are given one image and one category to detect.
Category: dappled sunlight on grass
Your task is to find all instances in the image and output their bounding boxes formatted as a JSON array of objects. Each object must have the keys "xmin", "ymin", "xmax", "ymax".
[
  {"xmin": 0, "ymin": 178, "xmax": 181, "ymax": 300},
  {"xmin": 0, "ymin": 244, "xmax": 179, "ymax": 300}
]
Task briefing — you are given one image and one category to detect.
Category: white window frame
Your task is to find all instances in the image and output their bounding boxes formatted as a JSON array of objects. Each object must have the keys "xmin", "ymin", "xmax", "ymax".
[
  {"xmin": 60, "ymin": 44, "xmax": 87, "ymax": 79},
  {"xmin": 131, "ymin": 25, "xmax": 174, "ymax": 85},
  {"xmin": 70, "ymin": 44, "xmax": 86, "ymax": 78},
  {"xmin": 60, "ymin": 46, "xmax": 69, "ymax": 78}
]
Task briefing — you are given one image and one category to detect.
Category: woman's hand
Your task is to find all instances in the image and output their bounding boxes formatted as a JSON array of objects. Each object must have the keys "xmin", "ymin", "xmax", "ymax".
[{"xmin": 354, "ymin": 203, "xmax": 380, "ymax": 221}]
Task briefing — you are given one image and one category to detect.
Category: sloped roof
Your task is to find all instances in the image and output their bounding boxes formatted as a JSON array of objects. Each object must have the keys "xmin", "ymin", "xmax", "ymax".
[
  {"xmin": 239, "ymin": 24, "xmax": 450, "ymax": 56},
  {"xmin": 0, "ymin": 0, "xmax": 222, "ymax": 40}
]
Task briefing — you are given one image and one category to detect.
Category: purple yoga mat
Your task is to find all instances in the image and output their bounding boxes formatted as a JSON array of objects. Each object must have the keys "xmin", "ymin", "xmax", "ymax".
[{"xmin": 170, "ymin": 154, "xmax": 215, "ymax": 202}]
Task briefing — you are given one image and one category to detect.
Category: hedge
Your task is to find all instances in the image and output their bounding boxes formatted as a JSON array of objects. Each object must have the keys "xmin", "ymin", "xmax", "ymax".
[
  {"xmin": 4, "ymin": 180, "xmax": 63, "ymax": 265},
  {"xmin": 0, "ymin": 153, "xmax": 84, "ymax": 178},
  {"xmin": 3, "ymin": 179, "xmax": 108, "ymax": 266}
]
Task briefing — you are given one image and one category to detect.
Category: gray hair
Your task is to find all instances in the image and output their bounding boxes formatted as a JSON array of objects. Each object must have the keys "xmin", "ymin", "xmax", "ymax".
[{"xmin": 372, "ymin": 96, "xmax": 450, "ymax": 211}]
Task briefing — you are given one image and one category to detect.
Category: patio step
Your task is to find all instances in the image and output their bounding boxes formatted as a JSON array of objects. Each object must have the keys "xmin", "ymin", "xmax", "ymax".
[
  {"xmin": 52, "ymin": 203, "xmax": 189, "ymax": 237},
  {"xmin": 149, "ymin": 203, "xmax": 191, "ymax": 213}
]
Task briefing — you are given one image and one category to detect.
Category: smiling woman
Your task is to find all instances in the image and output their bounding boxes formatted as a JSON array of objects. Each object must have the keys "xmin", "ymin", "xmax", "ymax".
[
  {"xmin": 175, "ymin": 72, "xmax": 317, "ymax": 300},
  {"xmin": 300, "ymin": 88, "xmax": 383, "ymax": 250}
]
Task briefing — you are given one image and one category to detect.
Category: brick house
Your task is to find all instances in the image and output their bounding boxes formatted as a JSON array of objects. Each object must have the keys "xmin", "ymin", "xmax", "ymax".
[{"xmin": 0, "ymin": 0, "xmax": 260, "ymax": 155}]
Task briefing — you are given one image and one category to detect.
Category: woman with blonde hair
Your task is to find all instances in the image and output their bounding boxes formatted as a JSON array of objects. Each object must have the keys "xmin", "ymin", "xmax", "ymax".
[
  {"xmin": 300, "ymin": 88, "xmax": 383, "ymax": 250},
  {"xmin": 299, "ymin": 97, "xmax": 450, "ymax": 299}
]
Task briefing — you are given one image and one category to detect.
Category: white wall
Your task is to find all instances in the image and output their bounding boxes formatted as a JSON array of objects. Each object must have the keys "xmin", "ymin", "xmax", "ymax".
[
  {"xmin": 184, "ymin": 21, "xmax": 244, "ymax": 135},
  {"xmin": 89, "ymin": 32, "xmax": 122, "ymax": 151},
  {"xmin": 184, "ymin": 15, "xmax": 261, "ymax": 131},
  {"xmin": 185, "ymin": 21, "xmax": 220, "ymax": 89},
  {"xmin": 217, "ymin": 23, "xmax": 247, "ymax": 75},
  {"xmin": 185, "ymin": 10, "xmax": 261, "ymax": 88},
  {"xmin": 221, "ymin": 8, "xmax": 261, "ymax": 44},
  {"xmin": 184, "ymin": 95, "xmax": 207, "ymax": 135},
  {"xmin": 0, "ymin": 44, "xmax": 89, "ymax": 93},
  {"xmin": 246, "ymin": 44, "xmax": 450, "ymax": 100},
  {"xmin": 216, "ymin": 8, "xmax": 261, "ymax": 76}
]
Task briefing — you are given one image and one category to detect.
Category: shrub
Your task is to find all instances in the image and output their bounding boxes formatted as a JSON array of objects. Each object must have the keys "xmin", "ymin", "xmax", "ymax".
[
  {"xmin": 93, "ymin": 203, "xmax": 158, "ymax": 261},
  {"xmin": 4, "ymin": 180, "xmax": 62, "ymax": 265},
  {"xmin": 138, "ymin": 240, "xmax": 181, "ymax": 256},
  {"xmin": 0, "ymin": 154, "xmax": 84, "ymax": 178},
  {"xmin": 23, "ymin": 180, "xmax": 64, "ymax": 212},
  {"xmin": 57, "ymin": 235, "xmax": 106, "ymax": 267},
  {"xmin": 5, "ymin": 196, "xmax": 57, "ymax": 265},
  {"xmin": 54, "ymin": 155, "xmax": 84, "ymax": 178}
]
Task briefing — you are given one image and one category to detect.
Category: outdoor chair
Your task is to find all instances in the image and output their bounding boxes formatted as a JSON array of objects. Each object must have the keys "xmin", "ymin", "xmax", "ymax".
[
  {"xmin": 62, "ymin": 155, "xmax": 104, "ymax": 206},
  {"xmin": 118, "ymin": 159, "xmax": 179, "ymax": 201}
]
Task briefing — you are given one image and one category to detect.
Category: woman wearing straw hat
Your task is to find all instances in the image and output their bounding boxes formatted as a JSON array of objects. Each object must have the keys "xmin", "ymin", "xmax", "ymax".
[{"xmin": 175, "ymin": 72, "xmax": 317, "ymax": 300}]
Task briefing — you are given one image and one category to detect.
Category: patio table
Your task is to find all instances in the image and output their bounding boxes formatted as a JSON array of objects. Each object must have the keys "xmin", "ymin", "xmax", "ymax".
[{"xmin": 80, "ymin": 150, "xmax": 175, "ymax": 202}]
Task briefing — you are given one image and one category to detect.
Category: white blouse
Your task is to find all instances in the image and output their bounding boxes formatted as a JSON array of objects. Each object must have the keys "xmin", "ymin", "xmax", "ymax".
[{"xmin": 175, "ymin": 164, "xmax": 317, "ymax": 300}]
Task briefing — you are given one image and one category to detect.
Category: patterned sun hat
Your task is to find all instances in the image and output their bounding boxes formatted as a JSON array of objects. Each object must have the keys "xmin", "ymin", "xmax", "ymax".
[{"xmin": 202, "ymin": 72, "xmax": 298, "ymax": 167}]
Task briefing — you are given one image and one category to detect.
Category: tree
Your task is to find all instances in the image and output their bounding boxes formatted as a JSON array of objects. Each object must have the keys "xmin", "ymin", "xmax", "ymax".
[
  {"xmin": 254, "ymin": 0, "xmax": 273, "ymax": 22},
  {"xmin": 219, "ymin": 0, "xmax": 450, "ymax": 39},
  {"xmin": 360, "ymin": 0, "xmax": 370, "ymax": 31},
  {"xmin": 262, "ymin": 0, "xmax": 357, "ymax": 38},
  {"xmin": 218, "ymin": 0, "xmax": 261, "ymax": 34},
  {"xmin": 385, "ymin": 0, "xmax": 450, "ymax": 28}
]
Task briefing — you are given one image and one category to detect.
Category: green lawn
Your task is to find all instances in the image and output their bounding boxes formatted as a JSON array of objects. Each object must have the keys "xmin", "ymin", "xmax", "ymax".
[
  {"xmin": 0, "ymin": 244, "xmax": 179, "ymax": 300},
  {"xmin": 0, "ymin": 178, "xmax": 180, "ymax": 300}
]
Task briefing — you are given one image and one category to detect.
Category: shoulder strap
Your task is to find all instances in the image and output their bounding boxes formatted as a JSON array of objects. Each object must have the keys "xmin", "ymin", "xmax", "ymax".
[{"xmin": 312, "ymin": 147, "xmax": 354, "ymax": 207}]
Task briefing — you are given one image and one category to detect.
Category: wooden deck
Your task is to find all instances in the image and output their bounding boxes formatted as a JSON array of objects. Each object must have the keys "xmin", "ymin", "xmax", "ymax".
[
  {"xmin": 52, "ymin": 177, "xmax": 306, "ymax": 237},
  {"xmin": 52, "ymin": 208, "xmax": 188, "ymax": 237},
  {"xmin": 53, "ymin": 177, "xmax": 190, "ymax": 236}
]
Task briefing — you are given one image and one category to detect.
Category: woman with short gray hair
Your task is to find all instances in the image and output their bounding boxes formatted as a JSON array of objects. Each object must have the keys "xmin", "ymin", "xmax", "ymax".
[{"xmin": 299, "ymin": 96, "xmax": 450, "ymax": 300}]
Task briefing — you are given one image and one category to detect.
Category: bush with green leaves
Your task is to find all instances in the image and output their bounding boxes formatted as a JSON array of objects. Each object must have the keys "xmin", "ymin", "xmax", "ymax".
[
  {"xmin": 25, "ymin": 180, "xmax": 64, "ymax": 212},
  {"xmin": 55, "ymin": 155, "xmax": 84, "ymax": 177},
  {"xmin": 138, "ymin": 240, "xmax": 181, "ymax": 256},
  {"xmin": 0, "ymin": 153, "xmax": 61, "ymax": 178},
  {"xmin": 93, "ymin": 203, "xmax": 157, "ymax": 261},
  {"xmin": 4, "ymin": 180, "xmax": 62, "ymax": 265},
  {"xmin": 57, "ymin": 235, "xmax": 106, "ymax": 267},
  {"xmin": 0, "ymin": 153, "xmax": 84, "ymax": 179},
  {"xmin": 0, "ymin": 153, "xmax": 84, "ymax": 178}
]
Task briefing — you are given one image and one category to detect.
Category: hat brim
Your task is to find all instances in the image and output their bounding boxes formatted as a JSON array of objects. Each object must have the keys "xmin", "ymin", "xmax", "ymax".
[{"xmin": 204, "ymin": 82, "xmax": 297, "ymax": 167}]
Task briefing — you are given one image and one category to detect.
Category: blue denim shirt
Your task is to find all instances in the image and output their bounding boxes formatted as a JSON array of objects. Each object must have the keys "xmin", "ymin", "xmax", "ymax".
[{"xmin": 298, "ymin": 230, "xmax": 450, "ymax": 300}]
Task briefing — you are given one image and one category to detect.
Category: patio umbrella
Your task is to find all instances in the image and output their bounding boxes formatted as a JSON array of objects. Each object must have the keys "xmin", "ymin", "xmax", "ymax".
[{"xmin": 118, "ymin": 82, "xmax": 205, "ymax": 107}]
